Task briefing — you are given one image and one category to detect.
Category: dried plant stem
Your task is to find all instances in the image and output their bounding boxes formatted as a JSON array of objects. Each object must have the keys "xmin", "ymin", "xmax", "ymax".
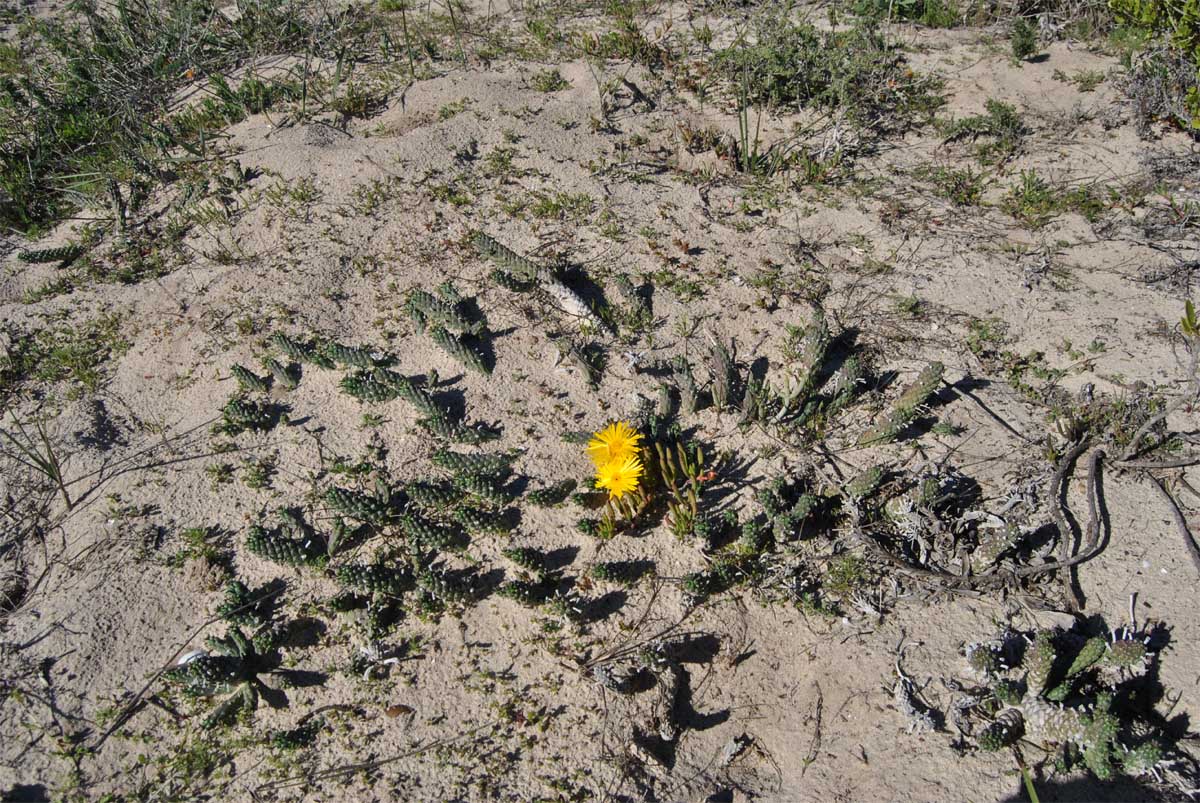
[
  {"xmin": 1049, "ymin": 440, "xmax": 1091, "ymax": 611},
  {"xmin": 1149, "ymin": 476, "xmax": 1200, "ymax": 578},
  {"xmin": 848, "ymin": 444, "xmax": 1107, "ymax": 598}
]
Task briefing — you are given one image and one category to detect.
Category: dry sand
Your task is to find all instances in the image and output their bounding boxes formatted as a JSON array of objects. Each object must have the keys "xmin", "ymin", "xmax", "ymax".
[{"xmin": 2, "ymin": 3, "xmax": 1199, "ymax": 801}]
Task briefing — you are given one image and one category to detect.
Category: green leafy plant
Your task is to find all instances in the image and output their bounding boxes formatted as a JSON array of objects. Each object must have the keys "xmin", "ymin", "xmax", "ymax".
[
  {"xmin": 713, "ymin": 14, "xmax": 942, "ymax": 131},
  {"xmin": 942, "ymin": 99, "xmax": 1024, "ymax": 163},
  {"xmin": 1011, "ymin": 18, "xmax": 1040, "ymax": 62}
]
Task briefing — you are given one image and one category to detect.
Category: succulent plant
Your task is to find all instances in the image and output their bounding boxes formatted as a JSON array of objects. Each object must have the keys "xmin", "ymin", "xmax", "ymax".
[
  {"xmin": 471, "ymin": 230, "xmax": 542, "ymax": 282},
  {"xmin": 452, "ymin": 472, "xmax": 512, "ymax": 506},
  {"xmin": 263, "ymin": 357, "xmax": 300, "ymax": 390},
  {"xmin": 215, "ymin": 580, "xmax": 271, "ymax": 628},
  {"xmin": 246, "ymin": 525, "xmax": 325, "ymax": 568},
  {"xmin": 471, "ymin": 230, "xmax": 606, "ymax": 331},
  {"xmin": 756, "ymin": 476, "xmax": 818, "ymax": 542},
  {"xmin": 16, "ymin": 242, "xmax": 82, "ymax": 264},
  {"xmin": 404, "ymin": 480, "xmax": 465, "ymax": 511},
  {"xmin": 324, "ymin": 486, "xmax": 394, "ymax": 526},
  {"xmin": 671, "ymin": 356, "xmax": 700, "ymax": 415},
  {"xmin": 454, "ymin": 505, "xmax": 515, "ymax": 535},
  {"xmin": 400, "ymin": 512, "xmax": 467, "ymax": 552},
  {"xmin": 955, "ymin": 623, "xmax": 1170, "ymax": 782},
  {"xmin": 497, "ymin": 578, "xmax": 554, "ymax": 606},
  {"xmin": 680, "ymin": 561, "xmax": 739, "ymax": 599},
  {"xmin": 489, "ymin": 268, "xmax": 535, "ymax": 293},
  {"xmin": 418, "ymin": 411, "xmax": 500, "ymax": 444},
  {"xmin": 415, "ymin": 564, "xmax": 474, "ymax": 607},
  {"xmin": 216, "ymin": 396, "xmax": 277, "ymax": 435},
  {"xmin": 430, "ymin": 449, "xmax": 515, "ymax": 477},
  {"xmin": 429, "ymin": 326, "xmax": 490, "ymax": 376},
  {"xmin": 792, "ymin": 310, "xmax": 831, "ymax": 399},
  {"xmin": 340, "ymin": 372, "xmax": 402, "ymax": 403},
  {"xmin": 319, "ymin": 341, "xmax": 381, "ymax": 369},
  {"xmin": 370, "ymin": 370, "xmax": 440, "ymax": 418},
  {"xmin": 501, "ymin": 546, "xmax": 547, "ymax": 574},
  {"xmin": 17, "ymin": 244, "xmax": 85, "ymax": 264},
  {"xmin": 336, "ymin": 562, "xmax": 411, "ymax": 597},
  {"xmin": 575, "ymin": 517, "xmax": 602, "ymax": 538},
  {"xmin": 405, "ymin": 288, "xmax": 482, "ymax": 335},
  {"xmin": 270, "ymin": 332, "xmax": 335, "ymax": 369},
  {"xmin": 824, "ymin": 356, "xmax": 865, "ymax": 415},
  {"xmin": 165, "ymin": 625, "xmax": 304, "ymax": 729},
  {"xmin": 526, "ymin": 479, "xmax": 577, "ymax": 507},
  {"xmin": 735, "ymin": 520, "xmax": 772, "ymax": 556},
  {"xmin": 231, "ymin": 364, "xmax": 270, "ymax": 393},
  {"xmin": 707, "ymin": 335, "xmax": 738, "ymax": 410},
  {"xmin": 589, "ymin": 560, "xmax": 653, "ymax": 586},
  {"xmin": 858, "ymin": 362, "xmax": 944, "ymax": 445},
  {"xmin": 844, "ymin": 465, "xmax": 885, "ymax": 500}
]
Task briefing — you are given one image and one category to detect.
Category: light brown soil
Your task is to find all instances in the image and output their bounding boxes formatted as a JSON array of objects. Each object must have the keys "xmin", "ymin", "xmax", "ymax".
[{"xmin": 2, "ymin": 3, "xmax": 1199, "ymax": 801}]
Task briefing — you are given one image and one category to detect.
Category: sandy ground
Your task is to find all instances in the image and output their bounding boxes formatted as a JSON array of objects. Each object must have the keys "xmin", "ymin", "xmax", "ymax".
[{"xmin": 2, "ymin": 2, "xmax": 1199, "ymax": 801}]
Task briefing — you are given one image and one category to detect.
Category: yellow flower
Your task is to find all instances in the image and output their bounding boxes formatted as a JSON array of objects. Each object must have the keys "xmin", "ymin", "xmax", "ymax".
[
  {"xmin": 587, "ymin": 421, "xmax": 642, "ymax": 468},
  {"xmin": 595, "ymin": 454, "xmax": 644, "ymax": 500}
]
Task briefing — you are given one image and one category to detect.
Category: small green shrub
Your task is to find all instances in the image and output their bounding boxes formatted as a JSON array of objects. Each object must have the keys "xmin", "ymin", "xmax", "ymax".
[
  {"xmin": 1011, "ymin": 18, "xmax": 1041, "ymax": 61},
  {"xmin": 855, "ymin": 0, "xmax": 960, "ymax": 28},
  {"xmin": 925, "ymin": 166, "xmax": 986, "ymax": 205},
  {"xmin": 531, "ymin": 68, "xmax": 570, "ymax": 92},
  {"xmin": 0, "ymin": 0, "xmax": 376, "ymax": 232},
  {"xmin": 1110, "ymin": 0, "xmax": 1200, "ymax": 126},
  {"xmin": 942, "ymin": 99, "xmax": 1025, "ymax": 163},
  {"xmin": 713, "ymin": 13, "xmax": 942, "ymax": 131}
]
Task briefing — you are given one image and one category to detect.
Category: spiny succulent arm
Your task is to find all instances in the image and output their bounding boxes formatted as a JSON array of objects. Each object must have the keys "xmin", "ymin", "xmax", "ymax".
[
  {"xmin": 406, "ymin": 288, "xmax": 482, "ymax": 335},
  {"xmin": 430, "ymin": 448, "xmax": 517, "ymax": 476},
  {"xmin": 17, "ymin": 244, "xmax": 85, "ymax": 263},
  {"xmin": 270, "ymin": 332, "xmax": 334, "ymax": 369},
  {"xmin": 672, "ymin": 356, "xmax": 700, "ymax": 415},
  {"xmin": 707, "ymin": 335, "xmax": 738, "ymax": 410},
  {"xmin": 825, "ymin": 356, "xmax": 865, "ymax": 415},
  {"xmin": 795, "ymin": 310, "xmax": 831, "ymax": 399},
  {"xmin": 320, "ymin": 341, "xmax": 381, "ymax": 369},
  {"xmin": 203, "ymin": 681, "xmax": 258, "ymax": 730},
  {"xmin": 857, "ymin": 362, "xmax": 943, "ymax": 445},
  {"xmin": 429, "ymin": 326, "xmax": 490, "ymax": 375},
  {"xmin": 843, "ymin": 465, "xmax": 884, "ymax": 500},
  {"xmin": 471, "ymin": 230, "xmax": 543, "ymax": 282},
  {"xmin": 231, "ymin": 363, "xmax": 270, "ymax": 393},
  {"xmin": 263, "ymin": 357, "xmax": 299, "ymax": 390},
  {"xmin": 340, "ymin": 372, "xmax": 403, "ymax": 403}
]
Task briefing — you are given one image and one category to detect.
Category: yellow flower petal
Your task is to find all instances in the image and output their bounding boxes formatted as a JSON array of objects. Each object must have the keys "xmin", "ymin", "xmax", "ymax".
[
  {"xmin": 595, "ymin": 454, "xmax": 644, "ymax": 500},
  {"xmin": 587, "ymin": 421, "xmax": 642, "ymax": 468}
]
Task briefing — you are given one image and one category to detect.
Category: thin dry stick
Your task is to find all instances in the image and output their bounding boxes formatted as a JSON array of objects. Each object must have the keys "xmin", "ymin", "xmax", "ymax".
[
  {"xmin": 802, "ymin": 681, "xmax": 823, "ymax": 776},
  {"xmin": 1116, "ymin": 455, "xmax": 1200, "ymax": 470},
  {"xmin": 1149, "ymin": 476, "xmax": 1200, "ymax": 577}
]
